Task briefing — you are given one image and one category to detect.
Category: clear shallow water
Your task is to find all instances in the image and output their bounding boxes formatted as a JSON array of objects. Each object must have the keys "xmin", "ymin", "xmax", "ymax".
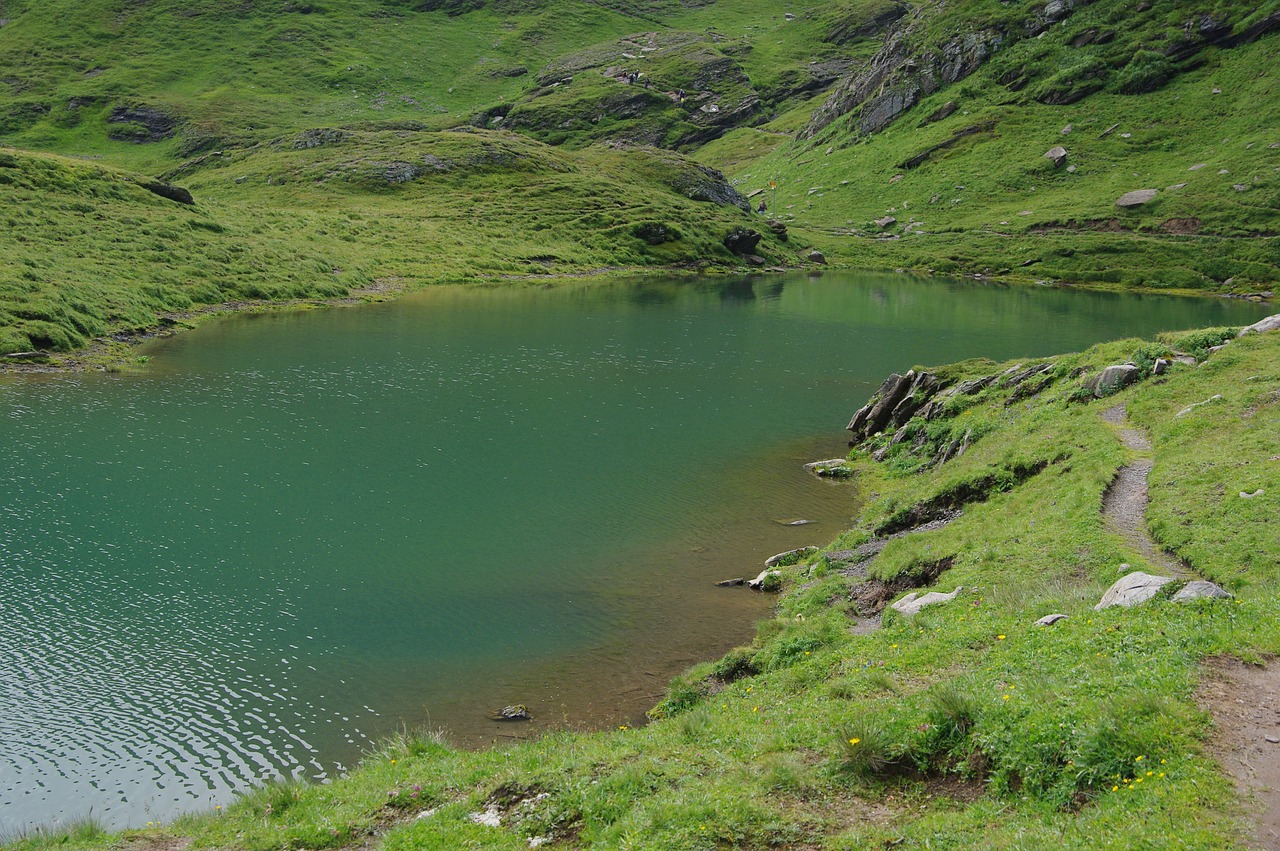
[{"xmin": 0, "ymin": 272, "xmax": 1269, "ymax": 831}]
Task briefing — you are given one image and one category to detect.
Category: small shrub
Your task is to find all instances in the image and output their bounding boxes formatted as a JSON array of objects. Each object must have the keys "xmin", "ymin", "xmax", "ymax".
[
  {"xmin": 917, "ymin": 682, "xmax": 982, "ymax": 764},
  {"xmin": 835, "ymin": 719, "xmax": 898, "ymax": 780},
  {"xmin": 1163, "ymin": 327, "xmax": 1238, "ymax": 360},
  {"xmin": 1129, "ymin": 342, "xmax": 1171, "ymax": 377}
]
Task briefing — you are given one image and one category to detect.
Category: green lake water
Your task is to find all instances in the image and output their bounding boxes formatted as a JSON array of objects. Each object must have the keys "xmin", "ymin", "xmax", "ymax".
[{"xmin": 0, "ymin": 272, "xmax": 1270, "ymax": 831}]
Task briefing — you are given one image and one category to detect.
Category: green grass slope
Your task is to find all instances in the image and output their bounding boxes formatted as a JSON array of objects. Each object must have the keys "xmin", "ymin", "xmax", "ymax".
[
  {"xmin": 0, "ymin": 134, "xmax": 784, "ymax": 357},
  {"xmin": 16, "ymin": 322, "xmax": 1277, "ymax": 849},
  {"xmin": 708, "ymin": 0, "xmax": 1280, "ymax": 291}
]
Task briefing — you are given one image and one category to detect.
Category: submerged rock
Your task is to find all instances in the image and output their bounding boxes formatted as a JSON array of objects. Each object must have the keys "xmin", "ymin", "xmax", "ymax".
[{"xmin": 488, "ymin": 704, "xmax": 532, "ymax": 721}]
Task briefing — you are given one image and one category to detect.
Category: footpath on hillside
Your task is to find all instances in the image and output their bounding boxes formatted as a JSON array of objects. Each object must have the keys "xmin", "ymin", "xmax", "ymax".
[{"xmin": 1101, "ymin": 398, "xmax": 1280, "ymax": 850}]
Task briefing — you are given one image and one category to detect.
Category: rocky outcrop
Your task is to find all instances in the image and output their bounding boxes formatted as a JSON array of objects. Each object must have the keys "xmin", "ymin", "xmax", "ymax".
[
  {"xmin": 898, "ymin": 121, "xmax": 996, "ymax": 169},
  {"xmin": 1044, "ymin": 145, "xmax": 1068, "ymax": 167},
  {"xmin": 139, "ymin": 179, "xmax": 194, "ymax": 205},
  {"xmin": 107, "ymin": 105, "xmax": 180, "ymax": 142},
  {"xmin": 846, "ymin": 369, "xmax": 948, "ymax": 442},
  {"xmin": 508, "ymin": 32, "xmax": 763, "ymax": 149},
  {"xmin": 804, "ymin": 12, "xmax": 1006, "ymax": 139},
  {"xmin": 847, "ymin": 361, "xmax": 1060, "ymax": 468},
  {"xmin": 293, "ymin": 128, "xmax": 351, "ymax": 149},
  {"xmin": 723, "ymin": 227, "xmax": 761, "ymax": 256},
  {"xmin": 804, "ymin": 458, "xmax": 852, "ymax": 477},
  {"xmin": 1175, "ymin": 394, "xmax": 1222, "ymax": 419},
  {"xmin": 824, "ymin": 1, "xmax": 909, "ymax": 45},
  {"xmin": 487, "ymin": 704, "xmax": 531, "ymax": 721},
  {"xmin": 765, "ymin": 546, "xmax": 819, "ymax": 568}
]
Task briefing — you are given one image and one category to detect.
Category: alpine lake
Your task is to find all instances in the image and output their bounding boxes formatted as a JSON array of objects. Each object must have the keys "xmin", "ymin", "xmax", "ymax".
[{"xmin": 0, "ymin": 271, "xmax": 1270, "ymax": 831}]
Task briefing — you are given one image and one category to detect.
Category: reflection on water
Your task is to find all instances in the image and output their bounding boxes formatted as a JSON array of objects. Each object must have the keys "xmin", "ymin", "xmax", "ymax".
[{"xmin": 0, "ymin": 271, "xmax": 1269, "ymax": 831}]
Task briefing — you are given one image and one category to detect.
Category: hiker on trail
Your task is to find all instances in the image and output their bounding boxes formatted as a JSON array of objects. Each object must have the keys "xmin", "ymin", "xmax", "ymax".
[
  {"xmin": 644, "ymin": 77, "xmax": 651, "ymax": 89},
  {"xmin": 677, "ymin": 88, "xmax": 685, "ymax": 103},
  {"xmin": 757, "ymin": 200, "xmax": 767, "ymax": 214}
]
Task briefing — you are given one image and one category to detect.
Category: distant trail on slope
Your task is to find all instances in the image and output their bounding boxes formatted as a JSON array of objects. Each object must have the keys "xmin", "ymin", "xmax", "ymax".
[{"xmin": 1100, "ymin": 403, "xmax": 1193, "ymax": 578}]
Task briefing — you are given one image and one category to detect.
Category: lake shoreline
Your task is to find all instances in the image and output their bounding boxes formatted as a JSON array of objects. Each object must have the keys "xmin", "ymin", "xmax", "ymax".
[{"xmin": 3, "ymin": 263, "xmax": 1270, "ymax": 376}]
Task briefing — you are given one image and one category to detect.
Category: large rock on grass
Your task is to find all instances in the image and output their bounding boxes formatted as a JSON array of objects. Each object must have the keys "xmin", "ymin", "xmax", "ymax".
[
  {"xmin": 1086, "ymin": 364, "xmax": 1139, "ymax": 397},
  {"xmin": 1172, "ymin": 580, "xmax": 1232, "ymax": 602},
  {"xmin": 1115, "ymin": 189, "xmax": 1158, "ymax": 208},
  {"xmin": 1094, "ymin": 571, "xmax": 1173, "ymax": 610},
  {"xmin": 1237, "ymin": 314, "xmax": 1280, "ymax": 337}
]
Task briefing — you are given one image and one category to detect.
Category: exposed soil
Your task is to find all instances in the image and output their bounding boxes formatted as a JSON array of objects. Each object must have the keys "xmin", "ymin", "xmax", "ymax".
[
  {"xmin": 1099, "ymin": 404, "xmax": 1192, "ymax": 577},
  {"xmin": 1162, "ymin": 217, "xmax": 1203, "ymax": 235},
  {"xmin": 1196, "ymin": 656, "xmax": 1280, "ymax": 849}
]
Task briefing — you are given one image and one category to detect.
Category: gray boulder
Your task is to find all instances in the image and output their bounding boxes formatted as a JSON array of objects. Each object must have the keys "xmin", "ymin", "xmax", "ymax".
[
  {"xmin": 892, "ymin": 586, "xmax": 962, "ymax": 617},
  {"xmin": 1171, "ymin": 580, "xmax": 1232, "ymax": 602},
  {"xmin": 1115, "ymin": 189, "xmax": 1158, "ymax": 207},
  {"xmin": 875, "ymin": 215, "xmax": 897, "ymax": 229},
  {"xmin": 1152, "ymin": 357, "xmax": 1171, "ymax": 375},
  {"xmin": 1237, "ymin": 313, "xmax": 1280, "ymax": 337},
  {"xmin": 1086, "ymin": 364, "xmax": 1139, "ymax": 397},
  {"xmin": 805, "ymin": 249, "xmax": 827, "ymax": 264},
  {"xmin": 1094, "ymin": 571, "xmax": 1174, "ymax": 610},
  {"xmin": 1044, "ymin": 145, "xmax": 1068, "ymax": 166},
  {"xmin": 1035, "ymin": 613, "xmax": 1069, "ymax": 626}
]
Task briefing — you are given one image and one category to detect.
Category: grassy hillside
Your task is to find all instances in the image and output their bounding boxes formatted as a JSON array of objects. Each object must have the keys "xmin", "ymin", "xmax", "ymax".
[
  {"xmin": 0, "ymin": 135, "xmax": 783, "ymax": 357},
  {"xmin": 702, "ymin": 1, "xmax": 1280, "ymax": 291},
  {"xmin": 2, "ymin": 0, "xmax": 1279, "ymax": 359},
  {"xmin": 15, "ymin": 322, "xmax": 1277, "ymax": 848}
]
